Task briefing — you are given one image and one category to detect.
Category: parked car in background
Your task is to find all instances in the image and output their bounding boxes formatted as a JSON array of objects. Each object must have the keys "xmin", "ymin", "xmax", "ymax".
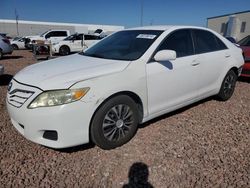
[
  {"xmin": 226, "ymin": 37, "xmax": 237, "ymax": 44},
  {"xmin": 25, "ymin": 30, "xmax": 70, "ymax": 49},
  {"xmin": 6, "ymin": 26, "xmax": 244, "ymax": 150},
  {"xmin": 0, "ymin": 64, "xmax": 4, "ymax": 75},
  {"xmin": 0, "ymin": 35, "xmax": 13, "ymax": 59},
  {"xmin": 11, "ymin": 37, "xmax": 26, "ymax": 50},
  {"xmin": 238, "ymin": 35, "xmax": 250, "ymax": 77},
  {"xmin": 52, "ymin": 33, "xmax": 103, "ymax": 55},
  {"xmin": 0, "ymin": 33, "xmax": 12, "ymax": 40}
]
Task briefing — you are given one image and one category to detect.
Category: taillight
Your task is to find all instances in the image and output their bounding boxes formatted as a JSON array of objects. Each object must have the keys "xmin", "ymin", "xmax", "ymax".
[{"xmin": 2, "ymin": 38, "xmax": 10, "ymax": 44}]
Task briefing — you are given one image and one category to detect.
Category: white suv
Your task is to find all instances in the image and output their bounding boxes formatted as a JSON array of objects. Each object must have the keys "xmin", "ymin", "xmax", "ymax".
[
  {"xmin": 25, "ymin": 30, "xmax": 70, "ymax": 49},
  {"xmin": 7, "ymin": 26, "xmax": 244, "ymax": 150},
  {"xmin": 52, "ymin": 33, "xmax": 102, "ymax": 56}
]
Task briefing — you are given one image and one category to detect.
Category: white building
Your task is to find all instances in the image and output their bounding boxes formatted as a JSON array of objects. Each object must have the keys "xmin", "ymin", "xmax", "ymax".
[
  {"xmin": 0, "ymin": 19, "xmax": 124, "ymax": 37},
  {"xmin": 207, "ymin": 10, "xmax": 250, "ymax": 41}
]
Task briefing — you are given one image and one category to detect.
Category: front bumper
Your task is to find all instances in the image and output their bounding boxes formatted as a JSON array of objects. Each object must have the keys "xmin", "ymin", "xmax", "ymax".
[{"xmin": 6, "ymin": 79, "xmax": 95, "ymax": 148}]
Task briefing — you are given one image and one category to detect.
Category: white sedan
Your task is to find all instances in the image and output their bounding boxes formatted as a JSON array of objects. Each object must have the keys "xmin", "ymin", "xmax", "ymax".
[
  {"xmin": 11, "ymin": 37, "xmax": 26, "ymax": 50},
  {"xmin": 6, "ymin": 26, "xmax": 244, "ymax": 149}
]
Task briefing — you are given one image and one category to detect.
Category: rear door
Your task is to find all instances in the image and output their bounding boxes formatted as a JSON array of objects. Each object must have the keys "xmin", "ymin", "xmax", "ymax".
[
  {"xmin": 191, "ymin": 29, "xmax": 229, "ymax": 95},
  {"xmin": 84, "ymin": 35, "xmax": 99, "ymax": 49},
  {"xmin": 73, "ymin": 34, "xmax": 84, "ymax": 51}
]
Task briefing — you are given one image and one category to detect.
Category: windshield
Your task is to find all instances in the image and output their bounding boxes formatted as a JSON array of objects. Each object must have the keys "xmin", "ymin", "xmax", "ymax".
[
  {"xmin": 81, "ymin": 30, "xmax": 163, "ymax": 61},
  {"xmin": 40, "ymin": 30, "xmax": 49, "ymax": 37}
]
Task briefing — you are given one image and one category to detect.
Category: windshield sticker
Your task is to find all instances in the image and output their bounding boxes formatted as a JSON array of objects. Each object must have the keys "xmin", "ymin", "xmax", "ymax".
[{"xmin": 136, "ymin": 34, "xmax": 156, "ymax": 39}]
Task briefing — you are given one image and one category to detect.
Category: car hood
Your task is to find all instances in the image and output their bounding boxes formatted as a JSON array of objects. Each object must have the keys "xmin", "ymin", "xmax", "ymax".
[{"xmin": 14, "ymin": 54, "xmax": 130, "ymax": 90}]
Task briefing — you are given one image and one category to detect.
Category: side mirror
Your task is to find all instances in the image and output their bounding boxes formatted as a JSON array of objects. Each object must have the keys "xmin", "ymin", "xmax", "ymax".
[{"xmin": 154, "ymin": 50, "xmax": 176, "ymax": 62}]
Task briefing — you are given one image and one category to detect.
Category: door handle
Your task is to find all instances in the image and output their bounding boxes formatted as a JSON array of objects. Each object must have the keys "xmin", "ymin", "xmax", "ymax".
[
  {"xmin": 225, "ymin": 54, "xmax": 231, "ymax": 58},
  {"xmin": 191, "ymin": 62, "xmax": 200, "ymax": 66}
]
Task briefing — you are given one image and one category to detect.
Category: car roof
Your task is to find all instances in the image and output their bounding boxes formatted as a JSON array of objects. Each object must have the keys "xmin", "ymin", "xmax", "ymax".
[{"xmin": 125, "ymin": 25, "xmax": 211, "ymax": 31}]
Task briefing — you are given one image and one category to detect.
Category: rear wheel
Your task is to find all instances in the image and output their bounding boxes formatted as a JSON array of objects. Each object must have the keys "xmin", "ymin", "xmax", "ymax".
[
  {"xmin": 59, "ymin": 46, "xmax": 70, "ymax": 56},
  {"xmin": 217, "ymin": 70, "xmax": 237, "ymax": 101},
  {"xmin": 12, "ymin": 44, "xmax": 19, "ymax": 50},
  {"xmin": 91, "ymin": 95, "xmax": 139, "ymax": 150}
]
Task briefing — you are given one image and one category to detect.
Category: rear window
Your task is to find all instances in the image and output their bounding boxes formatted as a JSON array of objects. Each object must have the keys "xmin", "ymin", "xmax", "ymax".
[
  {"xmin": 193, "ymin": 29, "xmax": 227, "ymax": 54},
  {"xmin": 238, "ymin": 36, "xmax": 250, "ymax": 46}
]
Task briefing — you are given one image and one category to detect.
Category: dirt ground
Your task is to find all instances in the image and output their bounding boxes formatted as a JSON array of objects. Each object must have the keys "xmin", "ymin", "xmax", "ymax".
[{"xmin": 0, "ymin": 50, "xmax": 249, "ymax": 187}]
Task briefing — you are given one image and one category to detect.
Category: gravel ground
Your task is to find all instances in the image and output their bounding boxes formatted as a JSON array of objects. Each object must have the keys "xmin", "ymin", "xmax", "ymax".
[{"xmin": 0, "ymin": 50, "xmax": 249, "ymax": 187}]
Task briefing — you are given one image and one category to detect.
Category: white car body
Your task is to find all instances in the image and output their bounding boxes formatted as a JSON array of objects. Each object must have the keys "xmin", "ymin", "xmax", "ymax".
[
  {"xmin": 6, "ymin": 26, "xmax": 244, "ymax": 149},
  {"xmin": 11, "ymin": 37, "xmax": 26, "ymax": 50},
  {"xmin": 52, "ymin": 33, "xmax": 101, "ymax": 55}
]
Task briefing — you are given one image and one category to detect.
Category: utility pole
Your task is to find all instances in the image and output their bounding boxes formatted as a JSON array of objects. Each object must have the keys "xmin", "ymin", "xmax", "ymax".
[
  {"xmin": 140, "ymin": 0, "xmax": 144, "ymax": 26},
  {"xmin": 15, "ymin": 9, "xmax": 19, "ymax": 36}
]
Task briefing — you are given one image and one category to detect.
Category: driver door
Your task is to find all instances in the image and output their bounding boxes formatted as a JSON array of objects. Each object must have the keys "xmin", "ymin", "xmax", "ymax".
[{"xmin": 146, "ymin": 29, "xmax": 200, "ymax": 115}]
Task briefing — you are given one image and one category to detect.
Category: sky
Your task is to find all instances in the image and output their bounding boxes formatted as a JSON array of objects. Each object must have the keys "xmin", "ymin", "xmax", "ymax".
[{"xmin": 1, "ymin": 0, "xmax": 250, "ymax": 28}]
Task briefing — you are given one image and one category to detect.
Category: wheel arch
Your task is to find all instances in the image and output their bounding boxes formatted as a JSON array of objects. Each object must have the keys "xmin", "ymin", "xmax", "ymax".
[
  {"xmin": 230, "ymin": 66, "xmax": 239, "ymax": 77},
  {"xmin": 12, "ymin": 44, "xmax": 19, "ymax": 50},
  {"xmin": 59, "ymin": 45, "xmax": 71, "ymax": 53},
  {"xmin": 89, "ymin": 91, "xmax": 144, "ymax": 142}
]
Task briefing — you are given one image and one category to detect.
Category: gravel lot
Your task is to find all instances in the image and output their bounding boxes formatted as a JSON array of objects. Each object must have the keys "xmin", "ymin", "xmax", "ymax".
[{"xmin": 0, "ymin": 50, "xmax": 249, "ymax": 187}]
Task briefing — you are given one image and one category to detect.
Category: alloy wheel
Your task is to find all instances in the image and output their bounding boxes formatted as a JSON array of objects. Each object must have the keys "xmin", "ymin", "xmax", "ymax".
[{"xmin": 102, "ymin": 104, "xmax": 134, "ymax": 142}]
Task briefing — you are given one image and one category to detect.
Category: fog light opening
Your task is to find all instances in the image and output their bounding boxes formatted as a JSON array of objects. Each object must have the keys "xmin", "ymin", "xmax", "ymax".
[{"xmin": 43, "ymin": 130, "xmax": 58, "ymax": 141}]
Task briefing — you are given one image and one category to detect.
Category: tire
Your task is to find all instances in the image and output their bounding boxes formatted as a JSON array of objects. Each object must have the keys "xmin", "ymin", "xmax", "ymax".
[
  {"xmin": 91, "ymin": 95, "xmax": 139, "ymax": 150},
  {"xmin": 0, "ymin": 49, "xmax": 3, "ymax": 60},
  {"xmin": 217, "ymin": 70, "xmax": 237, "ymax": 101},
  {"xmin": 59, "ymin": 46, "xmax": 70, "ymax": 56},
  {"xmin": 12, "ymin": 44, "xmax": 19, "ymax": 50}
]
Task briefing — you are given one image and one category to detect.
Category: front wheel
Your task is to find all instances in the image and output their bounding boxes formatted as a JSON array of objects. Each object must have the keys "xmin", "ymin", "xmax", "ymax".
[
  {"xmin": 217, "ymin": 70, "xmax": 237, "ymax": 101},
  {"xmin": 90, "ymin": 95, "xmax": 139, "ymax": 150},
  {"xmin": 59, "ymin": 46, "xmax": 70, "ymax": 56}
]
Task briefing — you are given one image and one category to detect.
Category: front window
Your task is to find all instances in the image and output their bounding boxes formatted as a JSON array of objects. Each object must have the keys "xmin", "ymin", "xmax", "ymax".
[
  {"xmin": 157, "ymin": 29, "xmax": 194, "ymax": 58},
  {"xmin": 81, "ymin": 30, "xmax": 163, "ymax": 61}
]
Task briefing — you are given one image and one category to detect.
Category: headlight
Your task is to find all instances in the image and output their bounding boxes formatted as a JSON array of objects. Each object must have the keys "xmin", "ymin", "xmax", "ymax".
[{"xmin": 28, "ymin": 88, "xmax": 89, "ymax": 109}]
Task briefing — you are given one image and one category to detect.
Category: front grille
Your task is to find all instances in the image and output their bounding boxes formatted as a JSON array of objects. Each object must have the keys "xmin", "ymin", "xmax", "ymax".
[{"xmin": 8, "ymin": 89, "xmax": 34, "ymax": 108}]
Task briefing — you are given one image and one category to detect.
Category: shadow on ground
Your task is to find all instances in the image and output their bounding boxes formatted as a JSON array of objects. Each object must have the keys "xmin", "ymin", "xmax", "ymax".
[
  {"xmin": 56, "ymin": 142, "xmax": 95, "ymax": 153},
  {"xmin": 1, "ymin": 56, "xmax": 23, "ymax": 60},
  {"xmin": 123, "ymin": 162, "xmax": 154, "ymax": 188},
  {"xmin": 238, "ymin": 77, "xmax": 250, "ymax": 83},
  {"xmin": 0, "ymin": 74, "xmax": 13, "ymax": 86}
]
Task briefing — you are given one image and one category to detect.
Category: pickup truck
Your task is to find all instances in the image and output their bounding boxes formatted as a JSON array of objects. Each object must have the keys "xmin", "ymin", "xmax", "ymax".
[
  {"xmin": 25, "ymin": 30, "xmax": 70, "ymax": 49},
  {"xmin": 52, "ymin": 33, "xmax": 103, "ymax": 56}
]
